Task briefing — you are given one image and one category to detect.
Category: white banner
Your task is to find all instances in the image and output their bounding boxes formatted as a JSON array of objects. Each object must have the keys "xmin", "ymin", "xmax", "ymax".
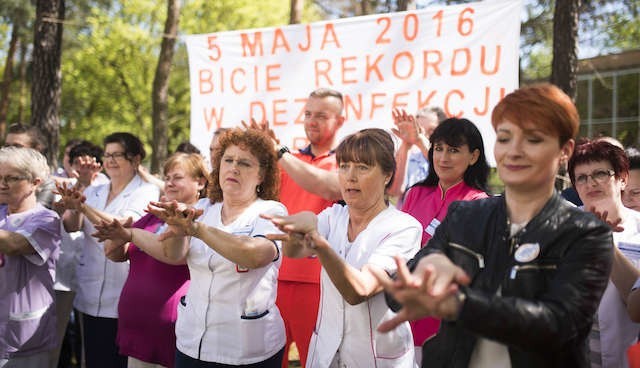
[{"xmin": 184, "ymin": 0, "xmax": 522, "ymax": 165}]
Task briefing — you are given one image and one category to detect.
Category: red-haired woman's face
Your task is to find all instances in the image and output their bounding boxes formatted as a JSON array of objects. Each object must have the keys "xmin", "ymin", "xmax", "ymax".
[
  {"xmin": 494, "ymin": 120, "xmax": 572, "ymax": 193},
  {"xmin": 219, "ymin": 145, "xmax": 263, "ymax": 202}
]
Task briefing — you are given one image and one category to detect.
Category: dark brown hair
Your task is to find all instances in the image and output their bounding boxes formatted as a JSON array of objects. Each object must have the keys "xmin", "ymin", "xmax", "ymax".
[{"xmin": 568, "ymin": 139, "xmax": 629, "ymax": 185}]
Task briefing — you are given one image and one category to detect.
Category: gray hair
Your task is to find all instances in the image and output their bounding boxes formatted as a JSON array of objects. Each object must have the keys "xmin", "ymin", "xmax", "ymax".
[
  {"xmin": 416, "ymin": 106, "xmax": 447, "ymax": 123},
  {"xmin": 0, "ymin": 146, "xmax": 50, "ymax": 181}
]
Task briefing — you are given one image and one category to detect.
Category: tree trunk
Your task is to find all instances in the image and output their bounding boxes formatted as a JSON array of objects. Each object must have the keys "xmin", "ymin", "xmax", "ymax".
[
  {"xmin": 396, "ymin": 0, "xmax": 416, "ymax": 11},
  {"xmin": 289, "ymin": 0, "xmax": 303, "ymax": 24},
  {"xmin": 31, "ymin": 0, "xmax": 65, "ymax": 166},
  {"xmin": 151, "ymin": 0, "xmax": 181, "ymax": 173},
  {"xmin": 17, "ymin": 40, "xmax": 28, "ymax": 125},
  {"xmin": 0, "ymin": 23, "xmax": 20, "ymax": 139},
  {"xmin": 360, "ymin": 1, "xmax": 371, "ymax": 15},
  {"xmin": 550, "ymin": 0, "xmax": 581, "ymax": 101}
]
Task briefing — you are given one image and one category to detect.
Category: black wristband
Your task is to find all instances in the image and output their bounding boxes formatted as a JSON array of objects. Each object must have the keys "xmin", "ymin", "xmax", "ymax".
[{"xmin": 277, "ymin": 146, "xmax": 290, "ymax": 160}]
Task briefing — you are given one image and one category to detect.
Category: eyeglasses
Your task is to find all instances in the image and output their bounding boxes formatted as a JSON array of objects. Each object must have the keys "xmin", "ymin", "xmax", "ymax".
[
  {"xmin": 574, "ymin": 169, "xmax": 615, "ymax": 186},
  {"xmin": 0, "ymin": 175, "xmax": 30, "ymax": 186},
  {"xmin": 103, "ymin": 152, "xmax": 127, "ymax": 161}
]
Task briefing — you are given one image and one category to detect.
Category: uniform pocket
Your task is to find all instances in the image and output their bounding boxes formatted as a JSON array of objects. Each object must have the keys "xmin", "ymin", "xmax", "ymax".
[
  {"xmin": 238, "ymin": 315, "xmax": 268, "ymax": 357},
  {"xmin": 6, "ymin": 305, "xmax": 53, "ymax": 353},
  {"xmin": 373, "ymin": 320, "xmax": 412, "ymax": 359},
  {"xmin": 373, "ymin": 308, "xmax": 413, "ymax": 359}
]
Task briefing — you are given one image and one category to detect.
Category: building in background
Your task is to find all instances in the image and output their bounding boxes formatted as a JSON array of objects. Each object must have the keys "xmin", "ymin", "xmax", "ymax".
[{"xmin": 575, "ymin": 49, "xmax": 640, "ymax": 146}]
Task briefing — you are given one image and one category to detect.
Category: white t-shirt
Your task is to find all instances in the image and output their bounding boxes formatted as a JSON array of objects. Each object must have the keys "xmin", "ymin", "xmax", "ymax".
[
  {"xmin": 175, "ymin": 198, "xmax": 287, "ymax": 365},
  {"xmin": 307, "ymin": 204, "xmax": 421, "ymax": 368}
]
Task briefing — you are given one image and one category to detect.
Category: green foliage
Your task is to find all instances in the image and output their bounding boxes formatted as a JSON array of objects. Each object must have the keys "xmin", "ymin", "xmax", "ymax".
[
  {"xmin": 60, "ymin": 1, "xmax": 161, "ymax": 152},
  {"xmin": 601, "ymin": 12, "xmax": 640, "ymax": 51},
  {"xmin": 59, "ymin": 0, "xmax": 296, "ymax": 161},
  {"xmin": 522, "ymin": 47, "xmax": 552, "ymax": 82}
]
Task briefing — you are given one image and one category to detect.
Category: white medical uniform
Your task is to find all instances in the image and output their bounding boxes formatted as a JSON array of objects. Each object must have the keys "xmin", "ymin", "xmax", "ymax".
[
  {"xmin": 74, "ymin": 175, "xmax": 160, "ymax": 317},
  {"xmin": 307, "ymin": 204, "xmax": 421, "ymax": 368},
  {"xmin": 175, "ymin": 198, "xmax": 287, "ymax": 365}
]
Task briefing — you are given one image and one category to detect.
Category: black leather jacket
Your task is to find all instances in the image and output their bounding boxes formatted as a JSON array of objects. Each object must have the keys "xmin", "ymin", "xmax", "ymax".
[{"xmin": 399, "ymin": 194, "xmax": 613, "ymax": 368}]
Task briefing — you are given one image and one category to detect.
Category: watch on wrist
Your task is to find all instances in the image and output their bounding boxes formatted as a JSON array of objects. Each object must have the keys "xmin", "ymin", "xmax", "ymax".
[{"xmin": 277, "ymin": 145, "xmax": 290, "ymax": 159}]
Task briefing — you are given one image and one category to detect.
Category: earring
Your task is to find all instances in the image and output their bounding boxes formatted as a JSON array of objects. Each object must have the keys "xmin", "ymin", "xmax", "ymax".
[{"xmin": 256, "ymin": 184, "xmax": 263, "ymax": 193}]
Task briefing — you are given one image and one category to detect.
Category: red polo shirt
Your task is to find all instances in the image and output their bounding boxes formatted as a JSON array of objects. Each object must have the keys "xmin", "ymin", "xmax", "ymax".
[{"xmin": 278, "ymin": 145, "xmax": 337, "ymax": 283}]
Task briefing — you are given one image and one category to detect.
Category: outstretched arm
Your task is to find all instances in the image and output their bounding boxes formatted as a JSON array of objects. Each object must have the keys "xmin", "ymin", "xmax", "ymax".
[
  {"xmin": 244, "ymin": 118, "xmax": 342, "ymax": 201},
  {"xmin": 56, "ymin": 182, "xmax": 130, "ymax": 231},
  {"xmin": 264, "ymin": 211, "xmax": 395, "ymax": 305},
  {"xmin": 261, "ymin": 211, "xmax": 318, "ymax": 259},
  {"xmin": 149, "ymin": 199, "xmax": 279, "ymax": 269},
  {"xmin": 279, "ymin": 153, "xmax": 342, "ymax": 201},
  {"xmin": 311, "ymin": 231, "xmax": 390, "ymax": 305},
  {"xmin": 93, "ymin": 217, "xmax": 134, "ymax": 262}
]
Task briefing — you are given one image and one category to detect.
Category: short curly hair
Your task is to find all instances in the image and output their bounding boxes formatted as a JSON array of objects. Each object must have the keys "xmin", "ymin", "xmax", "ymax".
[
  {"xmin": 208, "ymin": 128, "xmax": 279, "ymax": 202},
  {"xmin": 568, "ymin": 139, "xmax": 629, "ymax": 186}
]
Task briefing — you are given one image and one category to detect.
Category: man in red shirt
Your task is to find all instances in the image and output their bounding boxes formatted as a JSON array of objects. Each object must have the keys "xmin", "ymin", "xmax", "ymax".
[{"xmin": 276, "ymin": 88, "xmax": 343, "ymax": 367}]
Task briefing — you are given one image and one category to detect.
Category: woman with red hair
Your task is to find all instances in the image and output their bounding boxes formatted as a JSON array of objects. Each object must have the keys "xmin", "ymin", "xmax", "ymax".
[{"xmin": 376, "ymin": 83, "xmax": 613, "ymax": 368}]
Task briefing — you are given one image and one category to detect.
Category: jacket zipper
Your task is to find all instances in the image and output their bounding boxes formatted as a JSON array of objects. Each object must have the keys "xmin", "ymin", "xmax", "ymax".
[
  {"xmin": 449, "ymin": 242, "xmax": 485, "ymax": 269},
  {"xmin": 510, "ymin": 264, "xmax": 557, "ymax": 279}
]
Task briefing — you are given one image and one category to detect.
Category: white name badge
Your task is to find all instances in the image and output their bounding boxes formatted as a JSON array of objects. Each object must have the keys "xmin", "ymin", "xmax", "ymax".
[
  {"xmin": 425, "ymin": 218, "xmax": 441, "ymax": 237},
  {"xmin": 514, "ymin": 243, "xmax": 540, "ymax": 263}
]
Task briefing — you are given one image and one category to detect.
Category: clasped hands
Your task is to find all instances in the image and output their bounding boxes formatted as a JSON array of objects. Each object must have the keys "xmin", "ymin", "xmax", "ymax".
[
  {"xmin": 54, "ymin": 182, "xmax": 87, "ymax": 212},
  {"xmin": 260, "ymin": 211, "xmax": 323, "ymax": 253},
  {"xmin": 370, "ymin": 253, "xmax": 470, "ymax": 333},
  {"xmin": 146, "ymin": 200, "xmax": 204, "ymax": 240}
]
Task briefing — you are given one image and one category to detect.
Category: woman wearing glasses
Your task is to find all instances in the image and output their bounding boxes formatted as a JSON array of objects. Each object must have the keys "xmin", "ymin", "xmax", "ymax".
[
  {"xmin": 58, "ymin": 132, "xmax": 160, "ymax": 368},
  {"xmin": 0, "ymin": 147, "xmax": 61, "ymax": 367},
  {"xmin": 375, "ymin": 84, "xmax": 613, "ymax": 367},
  {"xmin": 568, "ymin": 139, "xmax": 640, "ymax": 368},
  {"xmin": 90, "ymin": 153, "xmax": 208, "ymax": 368}
]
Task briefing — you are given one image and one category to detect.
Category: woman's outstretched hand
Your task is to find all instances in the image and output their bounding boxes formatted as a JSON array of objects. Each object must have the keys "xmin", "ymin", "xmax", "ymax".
[
  {"xmin": 54, "ymin": 182, "xmax": 86, "ymax": 211},
  {"xmin": 261, "ymin": 211, "xmax": 322, "ymax": 254},
  {"xmin": 92, "ymin": 217, "xmax": 133, "ymax": 243},
  {"xmin": 371, "ymin": 254, "xmax": 469, "ymax": 332},
  {"xmin": 147, "ymin": 200, "xmax": 203, "ymax": 240}
]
